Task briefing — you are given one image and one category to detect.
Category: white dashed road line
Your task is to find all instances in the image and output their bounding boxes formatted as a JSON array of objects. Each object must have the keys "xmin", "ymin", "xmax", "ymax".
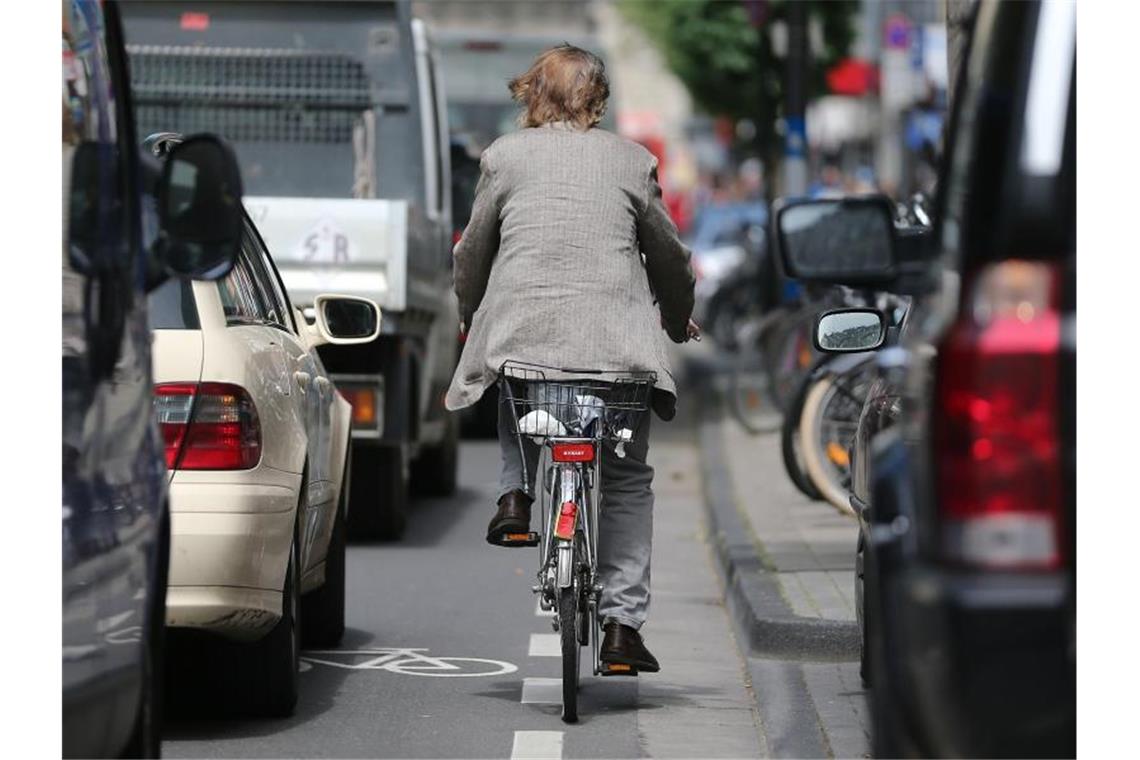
[
  {"xmin": 510, "ymin": 730, "xmax": 564, "ymax": 760},
  {"xmin": 520, "ymin": 677, "xmax": 562, "ymax": 704},
  {"xmin": 527, "ymin": 633, "xmax": 560, "ymax": 657}
]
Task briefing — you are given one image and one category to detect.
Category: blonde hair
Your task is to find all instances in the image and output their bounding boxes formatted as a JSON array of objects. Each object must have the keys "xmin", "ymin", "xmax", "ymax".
[{"xmin": 509, "ymin": 44, "xmax": 610, "ymax": 130}]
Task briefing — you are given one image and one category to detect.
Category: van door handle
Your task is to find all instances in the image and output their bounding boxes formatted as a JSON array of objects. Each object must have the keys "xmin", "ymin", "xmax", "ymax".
[{"xmin": 294, "ymin": 371, "xmax": 311, "ymax": 394}]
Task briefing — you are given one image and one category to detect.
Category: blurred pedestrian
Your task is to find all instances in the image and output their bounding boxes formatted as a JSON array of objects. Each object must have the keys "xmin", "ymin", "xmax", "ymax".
[{"xmin": 445, "ymin": 44, "xmax": 699, "ymax": 674}]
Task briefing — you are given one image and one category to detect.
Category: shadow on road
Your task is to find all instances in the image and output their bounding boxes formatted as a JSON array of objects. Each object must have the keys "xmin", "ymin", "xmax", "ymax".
[{"xmin": 161, "ymin": 627, "xmax": 372, "ymax": 741}]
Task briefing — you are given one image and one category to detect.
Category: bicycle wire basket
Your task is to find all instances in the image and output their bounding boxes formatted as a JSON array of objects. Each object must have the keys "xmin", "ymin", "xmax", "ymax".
[{"xmin": 498, "ymin": 361, "xmax": 656, "ymax": 445}]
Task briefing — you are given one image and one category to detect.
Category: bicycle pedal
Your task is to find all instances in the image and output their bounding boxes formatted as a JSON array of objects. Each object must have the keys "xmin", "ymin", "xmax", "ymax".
[
  {"xmin": 494, "ymin": 531, "xmax": 541, "ymax": 547},
  {"xmin": 600, "ymin": 662, "xmax": 638, "ymax": 677}
]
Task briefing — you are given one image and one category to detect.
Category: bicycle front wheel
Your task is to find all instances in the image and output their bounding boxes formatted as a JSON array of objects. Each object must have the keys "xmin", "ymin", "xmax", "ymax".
[{"xmin": 559, "ymin": 584, "xmax": 579, "ymax": 723}]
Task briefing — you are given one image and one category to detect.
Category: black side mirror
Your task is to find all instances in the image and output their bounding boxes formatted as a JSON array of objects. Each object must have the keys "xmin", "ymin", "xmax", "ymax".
[
  {"xmin": 814, "ymin": 307, "xmax": 887, "ymax": 353},
  {"xmin": 155, "ymin": 135, "xmax": 242, "ymax": 280},
  {"xmin": 774, "ymin": 195, "xmax": 898, "ymax": 285},
  {"xmin": 67, "ymin": 141, "xmax": 128, "ymax": 275}
]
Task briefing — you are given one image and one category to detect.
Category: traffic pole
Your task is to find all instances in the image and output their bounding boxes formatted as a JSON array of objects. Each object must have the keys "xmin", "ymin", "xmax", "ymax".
[{"xmin": 783, "ymin": 0, "xmax": 808, "ymax": 198}]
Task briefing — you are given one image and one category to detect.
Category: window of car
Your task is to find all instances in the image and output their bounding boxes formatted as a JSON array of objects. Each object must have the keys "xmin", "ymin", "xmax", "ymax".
[
  {"xmin": 216, "ymin": 251, "xmax": 269, "ymax": 324},
  {"xmin": 240, "ymin": 222, "xmax": 297, "ymax": 334},
  {"xmin": 147, "ymin": 278, "xmax": 199, "ymax": 330}
]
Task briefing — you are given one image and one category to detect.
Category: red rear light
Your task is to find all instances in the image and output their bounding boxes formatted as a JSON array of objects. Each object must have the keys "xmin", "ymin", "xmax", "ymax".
[
  {"xmin": 552, "ymin": 443, "xmax": 594, "ymax": 462},
  {"xmin": 155, "ymin": 382, "xmax": 262, "ymax": 470},
  {"xmin": 934, "ymin": 260, "xmax": 1064, "ymax": 570},
  {"xmin": 554, "ymin": 501, "xmax": 578, "ymax": 540},
  {"xmin": 452, "ymin": 229, "xmax": 463, "ymax": 249}
]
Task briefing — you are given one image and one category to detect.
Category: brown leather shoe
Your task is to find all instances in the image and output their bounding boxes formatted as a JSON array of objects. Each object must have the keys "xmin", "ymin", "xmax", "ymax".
[
  {"xmin": 486, "ymin": 490, "xmax": 533, "ymax": 545},
  {"xmin": 600, "ymin": 621, "xmax": 660, "ymax": 673}
]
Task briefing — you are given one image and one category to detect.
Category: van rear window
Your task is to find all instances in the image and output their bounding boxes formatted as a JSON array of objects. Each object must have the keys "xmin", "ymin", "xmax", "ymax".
[{"xmin": 147, "ymin": 278, "xmax": 199, "ymax": 330}]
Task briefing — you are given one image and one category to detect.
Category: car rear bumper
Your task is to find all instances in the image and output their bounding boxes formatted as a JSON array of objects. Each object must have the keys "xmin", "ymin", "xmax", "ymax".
[
  {"xmin": 165, "ymin": 586, "xmax": 282, "ymax": 642},
  {"xmin": 166, "ymin": 473, "xmax": 299, "ymax": 640},
  {"xmin": 887, "ymin": 567, "xmax": 1075, "ymax": 757}
]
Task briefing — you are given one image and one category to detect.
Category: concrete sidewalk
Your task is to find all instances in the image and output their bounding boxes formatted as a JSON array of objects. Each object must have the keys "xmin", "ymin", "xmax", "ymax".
[{"xmin": 689, "ymin": 357, "xmax": 871, "ymax": 759}]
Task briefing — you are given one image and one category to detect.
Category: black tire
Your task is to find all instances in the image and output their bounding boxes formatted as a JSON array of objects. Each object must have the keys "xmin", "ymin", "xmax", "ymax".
[
  {"xmin": 244, "ymin": 531, "xmax": 300, "ymax": 718},
  {"xmin": 302, "ymin": 451, "xmax": 349, "ymax": 647},
  {"xmin": 348, "ymin": 445, "xmax": 408, "ymax": 541},
  {"xmin": 412, "ymin": 412, "xmax": 459, "ymax": 497},
  {"xmin": 120, "ymin": 508, "xmax": 168, "ymax": 759},
  {"xmin": 781, "ymin": 374, "xmax": 823, "ymax": 501},
  {"xmin": 559, "ymin": 583, "xmax": 580, "ymax": 724}
]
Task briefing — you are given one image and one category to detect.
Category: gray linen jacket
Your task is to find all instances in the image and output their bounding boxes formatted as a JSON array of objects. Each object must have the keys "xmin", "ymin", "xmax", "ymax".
[{"xmin": 445, "ymin": 122, "xmax": 695, "ymax": 420}]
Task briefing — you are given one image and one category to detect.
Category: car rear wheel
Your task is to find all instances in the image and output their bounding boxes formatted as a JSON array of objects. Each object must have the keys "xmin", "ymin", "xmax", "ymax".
[
  {"xmin": 348, "ymin": 445, "xmax": 408, "ymax": 541},
  {"xmin": 302, "ymin": 450, "xmax": 349, "ymax": 647},
  {"xmin": 243, "ymin": 530, "xmax": 300, "ymax": 717}
]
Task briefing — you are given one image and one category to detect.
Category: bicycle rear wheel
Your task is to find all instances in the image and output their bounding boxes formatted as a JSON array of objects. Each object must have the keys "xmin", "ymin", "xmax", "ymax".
[{"xmin": 559, "ymin": 584, "xmax": 579, "ymax": 723}]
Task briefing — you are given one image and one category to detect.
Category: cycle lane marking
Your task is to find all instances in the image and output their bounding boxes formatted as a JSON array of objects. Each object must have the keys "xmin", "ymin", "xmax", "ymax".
[
  {"xmin": 520, "ymin": 677, "xmax": 562, "ymax": 704},
  {"xmin": 511, "ymin": 730, "xmax": 563, "ymax": 760},
  {"xmin": 298, "ymin": 648, "xmax": 518, "ymax": 677},
  {"xmin": 528, "ymin": 633, "xmax": 560, "ymax": 657}
]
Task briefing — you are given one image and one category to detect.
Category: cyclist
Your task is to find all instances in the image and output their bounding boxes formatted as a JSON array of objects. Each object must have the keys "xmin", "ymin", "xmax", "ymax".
[{"xmin": 444, "ymin": 45, "xmax": 698, "ymax": 674}]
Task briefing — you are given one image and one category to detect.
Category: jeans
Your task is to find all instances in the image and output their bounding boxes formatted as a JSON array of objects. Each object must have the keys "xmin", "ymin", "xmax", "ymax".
[{"xmin": 498, "ymin": 398, "xmax": 655, "ymax": 630}]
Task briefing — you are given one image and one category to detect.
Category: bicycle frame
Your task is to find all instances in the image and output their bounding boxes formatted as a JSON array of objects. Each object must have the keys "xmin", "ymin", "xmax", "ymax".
[{"xmin": 532, "ymin": 437, "xmax": 604, "ymax": 677}]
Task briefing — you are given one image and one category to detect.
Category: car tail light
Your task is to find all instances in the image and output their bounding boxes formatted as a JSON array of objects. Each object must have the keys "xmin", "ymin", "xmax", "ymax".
[
  {"xmin": 452, "ymin": 229, "xmax": 463, "ymax": 249},
  {"xmin": 933, "ymin": 260, "xmax": 1064, "ymax": 570},
  {"xmin": 552, "ymin": 443, "xmax": 594, "ymax": 462},
  {"xmin": 339, "ymin": 385, "xmax": 379, "ymax": 428},
  {"xmin": 154, "ymin": 382, "xmax": 261, "ymax": 470}
]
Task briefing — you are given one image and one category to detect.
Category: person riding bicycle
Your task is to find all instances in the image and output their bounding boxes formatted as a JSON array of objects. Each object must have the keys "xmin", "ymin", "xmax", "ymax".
[{"xmin": 444, "ymin": 44, "xmax": 698, "ymax": 674}]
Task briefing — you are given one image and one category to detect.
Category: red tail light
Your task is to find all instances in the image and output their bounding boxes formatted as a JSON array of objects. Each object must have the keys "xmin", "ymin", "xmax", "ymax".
[
  {"xmin": 554, "ymin": 501, "xmax": 578, "ymax": 541},
  {"xmin": 452, "ymin": 229, "xmax": 463, "ymax": 249},
  {"xmin": 933, "ymin": 261, "xmax": 1064, "ymax": 570},
  {"xmin": 155, "ymin": 382, "xmax": 262, "ymax": 470},
  {"xmin": 552, "ymin": 443, "xmax": 594, "ymax": 462}
]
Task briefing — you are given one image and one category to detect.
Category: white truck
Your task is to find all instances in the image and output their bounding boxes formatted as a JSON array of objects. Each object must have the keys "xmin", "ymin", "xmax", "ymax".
[{"xmin": 123, "ymin": 0, "xmax": 459, "ymax": 539}]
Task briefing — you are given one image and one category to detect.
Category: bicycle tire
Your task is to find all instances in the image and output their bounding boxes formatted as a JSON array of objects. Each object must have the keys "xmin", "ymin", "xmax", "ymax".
[
  {"xmin": 763, "ymin": 311, "xmax": 816, "ymax": 414},
  {"xmin": 799, "ymin": 375, "xmax": 858, "ymax": 516},
  {"xmin": 781, "ymin": 372, "xmax": 824, "ymax": 501},
  {"xmin": 559, "ymin": 583, "xmax": 579, "ymax": 723},
  {"xmin": 728, "ymin": 361, "xmax": 783, "ymax": 435}
]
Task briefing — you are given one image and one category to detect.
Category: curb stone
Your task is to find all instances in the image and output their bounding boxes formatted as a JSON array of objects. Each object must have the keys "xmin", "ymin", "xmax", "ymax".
[{"xmin": 697, "ymin": 390, "xmax": 861, "ymax": 662}]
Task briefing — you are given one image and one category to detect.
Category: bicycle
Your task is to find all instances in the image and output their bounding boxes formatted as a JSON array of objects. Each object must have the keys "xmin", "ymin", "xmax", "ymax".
[{"xmin": 496, "ymin": 361, "xmax": 656, "ymax": 724}]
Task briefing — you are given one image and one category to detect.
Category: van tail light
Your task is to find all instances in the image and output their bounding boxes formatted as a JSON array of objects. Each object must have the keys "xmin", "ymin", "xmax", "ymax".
[
  {"xmin": 154, "ymin": 382, "xmax": 262, "ymax": 470},
  {"xmin": 933, "ymin": 260, "xmax": 1064, "ymax": 570}
]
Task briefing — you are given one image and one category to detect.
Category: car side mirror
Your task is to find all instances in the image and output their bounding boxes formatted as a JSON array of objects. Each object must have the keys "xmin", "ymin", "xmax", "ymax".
[
  {"xmin": 313, "ymin": 294, "xmax": 382, "ymax": 346},
  {"xmin": 814, "ymin": 308, "xmax": 887, "ymax": 353},
  {"xmin": 155, "ymin": 135, "xmax": 242, "ymax": 280},
  {"xmin": 774, "ymin": 196, "xmax": 898, "ymax": 285}
]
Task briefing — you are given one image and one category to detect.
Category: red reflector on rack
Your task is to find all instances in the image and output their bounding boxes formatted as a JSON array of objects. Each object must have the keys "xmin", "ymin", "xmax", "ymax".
[{"xmin": 552, "ymin": 443, "xmax": 594, "ymax": 462}]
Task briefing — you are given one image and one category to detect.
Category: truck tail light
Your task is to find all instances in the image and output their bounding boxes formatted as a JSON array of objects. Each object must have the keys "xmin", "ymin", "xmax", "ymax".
[
  {"xmin": 339, "ymin": 385, "xmax": 379, "ymax": 427},
  {"xmin": 154, "ymin": 382, "xmax": 262, "ymax": 470},
  {"xmin": 933, "ymin": 260, "xmax": 1064, "ymax": 570}
]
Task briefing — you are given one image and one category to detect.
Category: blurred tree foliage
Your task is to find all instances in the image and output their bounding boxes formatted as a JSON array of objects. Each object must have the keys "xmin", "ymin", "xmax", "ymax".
[{"xmin": 619, "ymin": 0, "xmax": 858, "ymax": 161}]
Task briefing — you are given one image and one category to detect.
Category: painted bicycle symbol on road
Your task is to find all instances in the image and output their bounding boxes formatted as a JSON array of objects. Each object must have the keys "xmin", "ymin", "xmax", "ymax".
[{"xmin": 301, "ymin": 648, "xmax": 517, "ymax": 678}]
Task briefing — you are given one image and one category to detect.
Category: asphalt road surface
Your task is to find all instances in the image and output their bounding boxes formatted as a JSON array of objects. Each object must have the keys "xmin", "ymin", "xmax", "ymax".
[{"xmin": 161, "ymin": 414, "xmax": 765, "ymax": 759}]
